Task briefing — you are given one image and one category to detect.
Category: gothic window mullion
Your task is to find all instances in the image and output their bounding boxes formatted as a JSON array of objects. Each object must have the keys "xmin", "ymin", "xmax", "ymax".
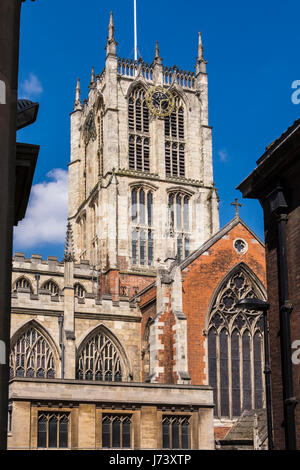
[
  {"xmin": 216, "ymin": 331, "xmax": 221, "ymax": 419},
  {"xmin": 250, "ymin": 332, "xmax": 255, "ymax": 410},
  {"xmin": 228, "ymin": 331, "xmax": 233, "ymax": 420}
]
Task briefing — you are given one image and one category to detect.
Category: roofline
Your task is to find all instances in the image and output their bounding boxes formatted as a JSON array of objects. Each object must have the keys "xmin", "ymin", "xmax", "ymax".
[{"xmin": 180, "ymin": 216, "xmax": 264, "ymax": 271}]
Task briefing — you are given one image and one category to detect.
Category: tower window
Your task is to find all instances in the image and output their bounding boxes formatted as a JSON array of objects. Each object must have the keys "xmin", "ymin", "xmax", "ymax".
[
  {"xmin": 168, "ymin": 192, "xmax": 190, "ymax": 261},
  {"xmin": 165, "ymin": 96, "xmax": 185, "ymax": 178},
  {"xmin": 128, "ymin": 87, "xmax": 150, "ymax": 172},
  {"xmin": 131, "ymin": 187, "xmax": 154, "ymax": 266}
]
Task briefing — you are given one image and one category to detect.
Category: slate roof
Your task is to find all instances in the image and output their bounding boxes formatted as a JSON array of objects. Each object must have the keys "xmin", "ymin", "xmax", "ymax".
[{"xmin": 223, "ymin": 408, "xmax": 267, "ymax": 442}]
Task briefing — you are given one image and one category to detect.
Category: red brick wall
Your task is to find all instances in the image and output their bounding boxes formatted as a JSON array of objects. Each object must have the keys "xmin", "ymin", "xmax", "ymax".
[{"xmin": 182, "ymin": 222, "xmax": 266, "ymax": 385}]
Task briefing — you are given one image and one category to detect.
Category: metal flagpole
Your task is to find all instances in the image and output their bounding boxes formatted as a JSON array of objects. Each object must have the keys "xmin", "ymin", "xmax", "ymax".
[{"xmin": 134, "ymin": 0, "xmax": 138, "ymax": 61}]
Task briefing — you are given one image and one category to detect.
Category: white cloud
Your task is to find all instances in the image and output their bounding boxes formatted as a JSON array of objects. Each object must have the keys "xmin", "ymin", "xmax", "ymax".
[
  {"xmin": 20, "ymin": 73, "xmax": 43, "ymax": 100},
  {"xmin": 14, "ymin": 169, "xmax": 68, "ymax": 249},
  {"xmin": 218, "ymin": 149, "xmax": 228, "ymax": 162}
]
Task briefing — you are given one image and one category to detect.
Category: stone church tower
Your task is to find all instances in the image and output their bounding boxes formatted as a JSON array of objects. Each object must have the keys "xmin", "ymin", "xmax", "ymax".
[
  {"xmin": 7, "ymin": 13, "xmax": 267, "ymax": 451},
  {"xmin": 68, "ymin": 13, "xmax": 219, "ymax": 298}
]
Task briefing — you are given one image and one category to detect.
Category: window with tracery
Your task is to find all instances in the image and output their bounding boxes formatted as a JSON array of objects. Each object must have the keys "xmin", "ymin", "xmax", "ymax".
[
  {"xmin": 207, "ymin": 268, "xmax": 265, "ymax": 420},
  {"xmin": 10, "ymin": 326, "xmax": 56, "ymax": 379},
  {"xmin": 76, "ymin": 330, "xmax": 123, "ymax": 381},
  {"xmin": 42, "ymin": 280, "xmax": 59, "ymax": 296},
  {"xmin": 77, "ymin": 213, "xmax": 87, "ymax": 259},
  {"xmin": 102, "ymin": 415, "xmax": 131, "ymax": 448},
  {"xmin": 128, "ymin": 87, "xmax": 150, "ymax": 172},
  {"xmin": 165, "ymin": 95, "xmax": 185, "ymax": 177},
  {"xmin": 131, "ymin": 187, "xmax": 153, "ymax": 266},
  {"xmin": 14, "ymin": 277, "xmax": 32, "ymax": 292},
  {"xmin": 38, "ymin": 413, "xmax": 69, "ymax": 449},
  {"xmin": 168, "ymin": 192, "xmax": 190, "ymax": 261},
  {"xmin": 162, "ymin": 416, "xmax": 190, "ymax": 449},
  {"xmin": 74, "ymin": 283, "xmax": 86, "ymax": 298}
]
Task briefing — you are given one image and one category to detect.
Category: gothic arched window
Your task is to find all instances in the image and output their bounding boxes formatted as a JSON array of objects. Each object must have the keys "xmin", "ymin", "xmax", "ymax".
[
  {"xmin": 165, "ymin": 94, "xmax": 185, "ymax": 177},
  {"xmin": 207, "ymin": 268, "xmax": 265, "ymax": 420},
  {"xmin": 10, "ymin": 325, "xmax": 56, "ymax": 379},
  {"xmin": 42, "ymin": 280, "xmax": 59, "ymax": 296},
  {"xmin": 168, "ymin": 192, "xmax": 190, "ymax": 261},
  {"xmin": 131, "ymin": 186, "xmax": 153, "ymax": 266},
  {"xmin": 76, "ymin": 330, "xmax": 123, "ymax": 382},
  {"xmin": 74, "ymin": 283, "xmax": 86, "ymax": 298},
  {"xmin": 128, "ymin": 87, "xmax": 150, "ymax": 172},
  {"xmin": 14, "ymin": 277, "xmax": 33, "ymax": 292}
]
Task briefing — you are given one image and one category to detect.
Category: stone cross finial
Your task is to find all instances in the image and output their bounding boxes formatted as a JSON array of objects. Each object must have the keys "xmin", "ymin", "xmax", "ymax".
[
  {"xmin": 231, "ymin": 198, "xmax": 242, "ymax": 217},
  {"xmin": 64, "ymin": 222, "xmax": 75, "ymax": 262}
]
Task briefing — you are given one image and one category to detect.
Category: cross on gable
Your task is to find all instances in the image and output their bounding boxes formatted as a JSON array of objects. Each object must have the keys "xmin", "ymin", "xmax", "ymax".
[{"xmin": 231, "ymin": 198, "xmax": 242, "ymax": 217}]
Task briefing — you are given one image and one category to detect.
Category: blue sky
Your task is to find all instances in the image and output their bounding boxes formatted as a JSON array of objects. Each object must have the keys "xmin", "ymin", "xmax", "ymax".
[{"xmin": 15, "ymin": 0, "xmax": 300, "ymax": 260}]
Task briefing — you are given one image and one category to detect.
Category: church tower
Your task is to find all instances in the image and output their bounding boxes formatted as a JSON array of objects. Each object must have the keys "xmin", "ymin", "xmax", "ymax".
[{"xmin": 68, "ymin": 14, "xmax": 219, "ymax": 297}]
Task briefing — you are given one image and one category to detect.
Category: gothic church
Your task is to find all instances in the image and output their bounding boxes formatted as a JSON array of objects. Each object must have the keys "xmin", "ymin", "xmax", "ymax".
[{"xmin": 8, "ymin": 14, "xmax": 267, "ymax": 450}]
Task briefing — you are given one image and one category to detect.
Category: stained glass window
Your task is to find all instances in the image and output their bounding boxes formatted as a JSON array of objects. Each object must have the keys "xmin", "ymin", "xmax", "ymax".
[
  {"xmin": 77, "ymin": 330, "xmax": 123, "ymax": 381},
  {"xmin": 10, "ymin": 326, "xmax": 56, "ymax": 379},
  {"xmin": 207, "ymin": 268, "xmax": 265, "ymax": 419}
]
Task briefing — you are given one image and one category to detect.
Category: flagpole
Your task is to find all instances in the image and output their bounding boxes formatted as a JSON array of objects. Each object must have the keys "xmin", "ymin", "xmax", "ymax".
[{"xmin": 134, "ymin": 0, "xmax": 137, "ymax": 61}]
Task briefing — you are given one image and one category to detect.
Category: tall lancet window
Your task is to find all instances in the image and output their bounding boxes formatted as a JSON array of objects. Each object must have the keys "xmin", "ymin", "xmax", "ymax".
[
  {"xmin": 168, "ymin": 192, "xmax": 190, "ymax": 261},
  {"xmin": 165, "ymin": 94, "xmax": 185, "ymax": 177},
  {"xmin": 131, "ymin": 187, "xmax": 153, "ymax": 266},
  {"xmin": 207, "ymin": 267, "xmax": 265, "ymax": 420},
  {"xmin": 128, "ymin": 87, "xmax": 150, "ymax": 172}
]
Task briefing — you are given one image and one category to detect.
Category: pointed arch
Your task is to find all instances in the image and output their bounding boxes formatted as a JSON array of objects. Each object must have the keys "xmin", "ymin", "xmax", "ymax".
[
  {"xmin": 126, "ymin": 79, "xmax": 149, "ymax": 100},
  {"xmin": 13, "ymin": 276, "xmax": 33, "ymax": 293},
  {"xmin": 76, "ymin": 324, "xmax": 132, "ymax": 382},
  {"xmin": 41, "ymin": 279, "xmax": 60, "ymax": 296},
  {"xmin": 206, "ymin": 262, "xmax": 266, "ymax": 420},
  {"xmin": 10, "ymin": 319, "xmax": 60, "ymax": 379}
]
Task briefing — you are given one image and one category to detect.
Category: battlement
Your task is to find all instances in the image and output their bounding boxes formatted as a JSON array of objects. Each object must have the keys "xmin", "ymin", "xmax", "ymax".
[
  {"xmin": 12, "ymin": 252, "xmax": 95, "ymax": 276},
  {"xmin": 117, "ymin": 57, "xmax": 196, "ymax": 90}
]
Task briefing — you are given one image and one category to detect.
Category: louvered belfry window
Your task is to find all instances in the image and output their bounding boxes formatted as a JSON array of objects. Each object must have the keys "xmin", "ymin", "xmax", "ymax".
[
  {"xmin": 10, "ymin": 326, "xmax": 56, "ymax": 379},
  {"xmin": 131, "ymin": 187, "xmax": 153, "ymax": 266},
  {"xmin": 207, "ymin": 268, "xmax": 265, "ymax": 420},
  {"xmin": 128, "ymin": 87, "xmax": 150, "ymax": 172},
  {"xmin": 165, "ymin": 95, "xmax": 185, "ymax": 177},
  {"xmin": 76, "ymin": 330, "xmax": 123, "ymax": 381}
]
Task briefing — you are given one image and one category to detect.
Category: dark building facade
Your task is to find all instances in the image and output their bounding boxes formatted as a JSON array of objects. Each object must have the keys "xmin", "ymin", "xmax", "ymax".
[{"xmin": 238, "ymin": 119, "xmax": 300, "ymax": 449}]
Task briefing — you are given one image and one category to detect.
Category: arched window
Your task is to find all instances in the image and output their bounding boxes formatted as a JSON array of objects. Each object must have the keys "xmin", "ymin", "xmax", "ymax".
[
  {"xmin": 168, "ymin": 192, "xmax": 190, "ymax": 261},
  {"xmin": 96, "ymin": 100, "xmax": 104, "ymax": 176},
  {"xmin": 207, "ymin": 268, "xmax": 265, "ymax": 420},
  {"xmin": 10, "ymin": 325, "xmax": 56, "ymax": 379},
  {"xmin": 131, "ymin": 186, "xmax": 153, "ymax": 266},
  {"xmin": 42, "ymin": 280, "xmax": 59, "ymax": 296},
  {"xmin": 14, "ymin": 277, "xmax": 33, "ymax": 292},
  {"xmin": 128, "ymin": 87, "xmax": 150, "ymax": 172},
  {"xmin": 74, "ymin": 283, "xmax": 86, "ymax": 298},
  {"xmin": 76, "ymin": 330, "xmax": 124, "ymax": 381},
  {"xmin": 165, "ymin": 94, "xmax": 185, "ymax": 177}
]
